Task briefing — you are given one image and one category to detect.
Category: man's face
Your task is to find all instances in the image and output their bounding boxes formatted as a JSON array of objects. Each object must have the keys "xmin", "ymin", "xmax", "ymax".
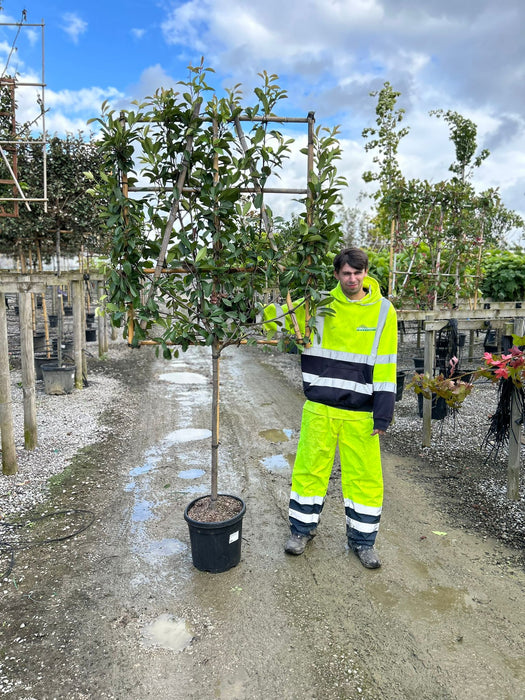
[{"xmin": 334, "ymin": 263, "xmax": 368, "ymax": 300}]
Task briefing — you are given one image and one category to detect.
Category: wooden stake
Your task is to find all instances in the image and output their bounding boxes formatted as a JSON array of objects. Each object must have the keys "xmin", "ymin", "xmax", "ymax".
[
  {"xmin": 72, "ymin": 280, "xmax": 84, "ymax": 389},
  {"xmin": 387, "ymin": 217, "xmax": 396, "ymax": 299},
  {"xmin": 19, "ymin": 290, "xmax": 38, "ymax": 450},
  {"xmin": 0, "ymin": 292, "xmax": 17, "ymax": 474},
  {"xmin": 507, "ymin": 387, "xmax": 521, "ymax": 500},
  {"xmin": 507, "ymin": 317, "xmax": 525, "ymax": 499},
  {"xmin": 421, "ymin": 317, "xmax": 435, "ymax": 447}
]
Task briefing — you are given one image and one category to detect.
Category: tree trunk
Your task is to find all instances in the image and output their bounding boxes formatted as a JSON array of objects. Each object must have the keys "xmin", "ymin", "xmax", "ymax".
[{"xmin": 211, "ymin": 339, "xmax": 221, "ymax": 504}]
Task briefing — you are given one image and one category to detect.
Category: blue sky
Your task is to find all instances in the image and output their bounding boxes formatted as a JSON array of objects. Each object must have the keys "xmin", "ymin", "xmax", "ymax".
[{"xmin": 1, "ymin": 0, "xmax": 524, "ymax": 240}]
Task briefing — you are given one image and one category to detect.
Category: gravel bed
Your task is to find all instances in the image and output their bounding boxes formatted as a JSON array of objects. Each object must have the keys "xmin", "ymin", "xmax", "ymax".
[
  {"xmin": 0, "ymin": 344, "xmax": 124, "ymax": 522},
  {"xmin": 1, "ymin": 334, "xmax": 524, "ymax": 563}
]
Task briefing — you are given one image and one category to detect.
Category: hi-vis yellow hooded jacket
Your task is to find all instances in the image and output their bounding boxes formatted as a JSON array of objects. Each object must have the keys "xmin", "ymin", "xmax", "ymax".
[{"xmin": 264, "ymin": 276, "xmax": 398, "ymax": 432}]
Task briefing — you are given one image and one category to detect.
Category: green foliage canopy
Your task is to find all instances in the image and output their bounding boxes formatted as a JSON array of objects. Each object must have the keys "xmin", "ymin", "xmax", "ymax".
[{"xmin": 90, "ymin": 63, "xmax": 347, "ymax": 357}]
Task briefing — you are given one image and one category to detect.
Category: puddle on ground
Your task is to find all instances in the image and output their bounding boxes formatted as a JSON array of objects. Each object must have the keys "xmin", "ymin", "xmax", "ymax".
[
  {"xmin": 128, "ymin": 456, "xmax": 161, "ymax": 478},
  {"xmin": 163, "ymin": 428, "xmax": 212, "ymax": 445},
  {"xmin": 261, "ymin": 454, "xmax": 295, "ymax": 472},
  {"xmin": 132, "ymin": 498, "xmax": 154, "ymax": 523},
  {"xmin": 367, "ymin": 581, "xmax": 473, "ymax": 621},
  {"xmin": 144, "ymin": 538, "xmax": 187, "ymax": 559},
  {"xmin": 158, "ymin": 371, "xmax": 208, "ymax": 385},
  {"xmin": 178, "ymin": 468, "xmax": 206, "ymax": 479},
  {"xmin": 259, "ymin": 428, "xmax": 293, "ymax": 443},
  {"xmin": 142, "ymin": 613, "xmax": 193, "ymax": 652}
]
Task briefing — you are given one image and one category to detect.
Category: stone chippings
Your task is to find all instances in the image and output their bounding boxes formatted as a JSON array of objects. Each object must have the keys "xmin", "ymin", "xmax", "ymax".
[{"xmin": 0, "ymin": 352, "xmax": 123, "ymax": 522}]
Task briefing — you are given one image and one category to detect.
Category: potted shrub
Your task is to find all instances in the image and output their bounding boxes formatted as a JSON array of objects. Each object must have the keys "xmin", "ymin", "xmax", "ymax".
[{"xmin": 91, "ymin": 63, "xmax": 346, "ymax": 572}]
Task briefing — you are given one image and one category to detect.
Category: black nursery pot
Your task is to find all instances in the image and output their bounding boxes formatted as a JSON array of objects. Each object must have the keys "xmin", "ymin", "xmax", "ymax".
[
  {"xmin": 417, "ymin": 392, "xmax": 448, "ymax": 420},
  {"xmin": 184, "ymin": 495, "xmax": 246, "ymax": 573},
  {"xmin": 395, "ymin": 371, "xmax": 406, "ymax": 402},
  {"xmin": 413, "ymin": 357, "xmax": 424, "ymax": 371}
]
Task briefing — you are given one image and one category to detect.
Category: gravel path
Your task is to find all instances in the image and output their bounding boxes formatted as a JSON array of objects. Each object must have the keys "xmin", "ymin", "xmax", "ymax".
[
  {"xmin": 1, "ymin": 340, "xmax": 524, "ymax": 699},
  {"xmin": 1, "ymin": 345, "xmax": 123, "ymax": 522},
  {"xmin": 1, "ymin": 333, "xmax": 524, "ymax": 560}
]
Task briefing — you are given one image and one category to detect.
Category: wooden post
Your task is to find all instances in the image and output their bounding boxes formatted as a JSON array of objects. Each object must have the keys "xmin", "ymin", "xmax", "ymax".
[
  {"xmin": 19, "ymin": 289, "xmax": 38, "ymax": 450},
  {"xmin": 422, "ymin": 317, "xmax": 435, "ymax": 447},
  {"xmin": 387, "ymin": 218, "xmax": 396, "ymax": 299},
  {"xmin": 507, "ymin": 317, "xmax": 525, "ymax": 499},
  {"xmin": 96, "ymin": 281, "xmax": 108, "ymax": 356},
  {"xmin": 507, "ymin": 387, "xmax": 521, "ymax": 501},
  {"xmin": 36, "ymin": 242, "xmax": 51, "ymax": 354},
  {"xmin": 72, "ymin": 280, "xmax": 84, "ymax": 389},
  {"xmin": 0, "ymin": 292, "xmax": 17, "ymax": 474}
]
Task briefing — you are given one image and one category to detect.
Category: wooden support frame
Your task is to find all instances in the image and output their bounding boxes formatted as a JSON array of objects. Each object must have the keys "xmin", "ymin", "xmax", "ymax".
[
  {"xmin": 0, "ymin": 271, "xmax": 106, "ymax": 471},
  {"xmin": 403, "ymin": 307, "xmax": 525, "ymax": 499}
]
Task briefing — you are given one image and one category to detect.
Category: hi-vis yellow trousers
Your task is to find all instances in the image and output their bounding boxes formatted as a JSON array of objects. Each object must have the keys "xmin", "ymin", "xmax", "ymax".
[{"xmin": 289, "ymin": 401, "xmax": 383, "ymax": 548}]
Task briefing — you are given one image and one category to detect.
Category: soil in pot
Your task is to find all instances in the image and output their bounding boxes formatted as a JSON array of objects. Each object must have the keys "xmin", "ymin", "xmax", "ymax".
[{"xmin": 187, "ymin": 495, "xmax": 243, "ymax": 523}]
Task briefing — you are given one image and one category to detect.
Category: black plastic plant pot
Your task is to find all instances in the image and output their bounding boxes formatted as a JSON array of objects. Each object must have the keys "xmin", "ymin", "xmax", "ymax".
[
  {"xmin": 417, "ymin": 392, "xmax": 449, "ymax": 420},
  {"xmin": 413, "ymin": 357, "xmax": 424, "ymax": 371},
  {"xmin": 184, "ymin": 495, "xmax": 246, "ymax": 574},
  {"xmin": 34, "ymin": 353, "xmax": 59, "ymax": 380},
  {"xmin": 395, "ymin": 371, "xmax": 406, "ymax": 402},
  {"xmin": 41, "ymin": 364, "xmax": 76, "ymax": 395},
  {"xmin": 85, "ymin": 328, "xmax": 97, "ymax": 342}
]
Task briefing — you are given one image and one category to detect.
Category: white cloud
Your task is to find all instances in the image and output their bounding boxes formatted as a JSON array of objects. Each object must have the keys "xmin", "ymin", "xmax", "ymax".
[
  {"xmin": 126, "ymin": 64, "xmax": 180, "ymax": 102},
  {"xmin": 61, "ymin": 13, "xmax": 88, "ymax": 44},
  {"xmin": 131, "ymin": 28, "xmax": 146, "ymax": 40}
]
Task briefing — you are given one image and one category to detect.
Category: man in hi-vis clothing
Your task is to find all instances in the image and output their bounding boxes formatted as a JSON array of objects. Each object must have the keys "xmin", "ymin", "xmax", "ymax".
[{"xmin": 264, "ymin": 248, "xmax": 397, "ymax": 568}]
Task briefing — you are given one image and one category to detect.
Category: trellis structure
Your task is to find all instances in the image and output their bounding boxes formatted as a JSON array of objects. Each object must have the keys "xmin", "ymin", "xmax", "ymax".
[
  {"xmin": 123, "ymin": 110, "xmax": 316, "ymax": 348},
  {"xmin": 0, "ymin": 18, "xmax": 48, "ymax": 217}
]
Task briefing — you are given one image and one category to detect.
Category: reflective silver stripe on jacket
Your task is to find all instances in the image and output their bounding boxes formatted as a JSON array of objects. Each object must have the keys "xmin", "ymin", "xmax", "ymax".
[
  {"xmin": 302, "ymin": 373, "xmax": 373, "ymax": 395},
  {"xmin": 370, "ymin": 298, "xmax": 391, "ymax": 361},
  {"xmin": 304, "ymin": 347, "xmax": 374, "ymax": 365}
]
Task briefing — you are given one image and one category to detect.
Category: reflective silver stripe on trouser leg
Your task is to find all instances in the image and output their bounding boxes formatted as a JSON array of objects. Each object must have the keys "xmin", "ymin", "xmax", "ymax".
[
  {"xmin": 289, "ymin": 492, "xmax": 324, "ymax": 536},
  {"xmin": 345, "ymin": 500, "xmax": 382, "ymax": 548}
]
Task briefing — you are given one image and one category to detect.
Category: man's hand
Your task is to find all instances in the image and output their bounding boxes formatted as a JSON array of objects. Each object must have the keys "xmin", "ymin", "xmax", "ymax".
[{"xmin": 371, "ymin": 428, "xmax": 386, "ymax": 436}]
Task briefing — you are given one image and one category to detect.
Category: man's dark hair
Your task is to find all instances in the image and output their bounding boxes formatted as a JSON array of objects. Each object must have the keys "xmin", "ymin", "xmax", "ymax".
[{"xmin": 333, "ymin": 248, "xmax": 369, "ymax": 273}]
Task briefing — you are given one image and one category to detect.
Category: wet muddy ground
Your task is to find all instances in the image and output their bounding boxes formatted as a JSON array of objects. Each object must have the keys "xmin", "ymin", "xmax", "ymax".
[{"xmin": 1, "ymin": 342, "xmax": 525, "ymax": 699}]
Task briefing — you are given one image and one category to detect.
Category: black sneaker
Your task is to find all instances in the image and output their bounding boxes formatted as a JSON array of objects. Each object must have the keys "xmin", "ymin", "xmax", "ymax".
[
  {"xmin": 284, "ymin": 532, "xmax": 314, "ymax": 555},
  {"xmin": 352, "ymin": 545, "xmax": 381, "ymax": 569}
]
